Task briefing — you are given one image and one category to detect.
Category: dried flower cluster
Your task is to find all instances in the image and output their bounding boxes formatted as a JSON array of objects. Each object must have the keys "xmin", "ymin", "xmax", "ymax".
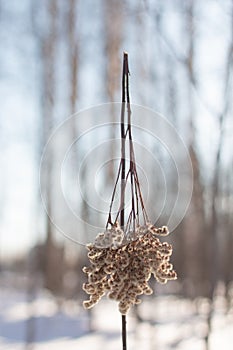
[{"xmin": 83, "ymin": 222, "xmax": 177, "ymax": 314}]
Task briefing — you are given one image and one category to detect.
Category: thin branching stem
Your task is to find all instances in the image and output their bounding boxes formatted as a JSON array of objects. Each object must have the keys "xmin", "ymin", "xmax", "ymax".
[
  {"xmin": 107, "ymin": 161, "xmax": 122, "ymax": 227},
  {"xmin": 107, "ymin": 52, "xmax": 149, "ymax": 349},
  {"xmin": 83, "ymin": 52, "xmax": 177, "ymax": 350},
  {"xmin": 121, "ymin": 52, "xmax": 128, "ymax": 350},
  {"xmin": 107, "ymin": 52, "xmax": 149, "ymax": 233}
]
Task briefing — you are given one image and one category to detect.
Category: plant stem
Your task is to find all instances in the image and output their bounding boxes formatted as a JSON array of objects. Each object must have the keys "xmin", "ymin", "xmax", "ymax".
[
  {"xmin": 120, "ymin": 51, "xmax": 128, "ymax": 350},
  {"xmin": 122, "ymin": 314, "xmax": 127, "ymax": 350}
]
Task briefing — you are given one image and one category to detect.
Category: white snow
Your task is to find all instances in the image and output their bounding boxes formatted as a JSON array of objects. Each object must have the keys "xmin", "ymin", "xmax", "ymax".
[{"xmin": 0, "ymin": 286, "xmax": 233, "ymax": 350}]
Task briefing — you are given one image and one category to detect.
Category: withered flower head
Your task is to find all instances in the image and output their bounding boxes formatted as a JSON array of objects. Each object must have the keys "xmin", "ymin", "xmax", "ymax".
[{"xmin": 83, "ymin": 222, "xmax": 177, "ymax": 314}]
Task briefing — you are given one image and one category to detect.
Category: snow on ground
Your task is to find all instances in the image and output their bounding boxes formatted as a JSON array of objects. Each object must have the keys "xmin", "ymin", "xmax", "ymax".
[{"xmin": 0, "ymin": 285, "xmax": 233, "ymax": 350}]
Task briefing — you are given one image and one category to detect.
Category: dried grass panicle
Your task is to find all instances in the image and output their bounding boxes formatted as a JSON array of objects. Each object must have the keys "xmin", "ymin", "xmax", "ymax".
[{"xmin": 83, "ymin": 222, "xmax": 177, "ymax": 314}]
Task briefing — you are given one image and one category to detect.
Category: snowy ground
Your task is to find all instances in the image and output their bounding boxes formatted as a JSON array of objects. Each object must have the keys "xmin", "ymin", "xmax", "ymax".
[{"xmin": 0, "ymin": 285, "xmax": 233, "ymax": 350}]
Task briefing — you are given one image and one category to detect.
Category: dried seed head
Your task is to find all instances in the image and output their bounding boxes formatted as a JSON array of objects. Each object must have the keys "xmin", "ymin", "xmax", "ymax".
[
  {"xmin": 82, "ymin": 283, "xmax": 96, "ymax": 294},
  {"xmin": 118, "ymin": 300, "xmax": 130, "ymax": 314},
  {"xmin": 127, "ymin": 230, "xmax": 137, "ymax": 241},
  {"xmin": 83, "ymin": 223, "xmax": 177, "ymax": 314},
  {"xmin": 82, "ymin": 266, "xmax": 93, "ymax": 274},
  {"xmin": 83, "ymin": 300, "xmax": 95, "ymax": 309},
  {"xmin": 94, "ymin": 231, "xmax": 112, "ymax": 248},
  {"xmin": 167, "ymin": 271, "xmax": 177, "ymax": 280},
  {"xmin": 134, "ymin": 286, "xmax": 143, "ymax": 295},
  {"xmin": 104, "ymin": 265, "xmax": 115, "ymax": 274},
  {"xmin": 136, "ymin": 224, "xmax": 148, "ymax": 236},
  {"xmin": 143, "ymin": 285, "xmax": 153, "ymax": 295},
  {"xmin": 135, "ymin": 298, "xmax": 142, "ymax": 305},
  {"xmin": 149, "ymin": 225, "xmax": 169, "ymax": 236},
  {"xmin": 155, "ymin": 275, "xmax": 167, "ymax": 284},
  {"xmin": 119, "ymin": 306, "xmax": 129, "ymax": 315}
]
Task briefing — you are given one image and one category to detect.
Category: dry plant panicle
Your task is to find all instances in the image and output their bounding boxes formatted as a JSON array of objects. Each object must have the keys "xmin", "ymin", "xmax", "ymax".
[
  {"xmin": 82, "ymin": 53, "xmax": 177, "ymax": 321},
  {"xmin": 83, "ymin": 222, "xmax": 177, "ymax": 314}
]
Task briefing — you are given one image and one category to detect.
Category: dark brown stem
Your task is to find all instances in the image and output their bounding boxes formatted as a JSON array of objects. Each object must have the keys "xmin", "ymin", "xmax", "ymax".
[
  {"xmin": 121, "ymin": 51, "xmax": 128, "ymax": 350},
  {"xmin": 108, "ymin": 51, "xmax": 148, "ymax": 230},
  {"xmin": 107, "ymin": 52, "xmax": 148, "ymax": 349},
  {"xmin": 120, "ymin": 54, "xmax": 127, "ymax": 229},
  {"xmin": 107, "ymin": 161, "xmax": 122, "ymax": 227},
  {"xmin": 125, "ymin": 59, "xmax": 149, "ymax": 226}
]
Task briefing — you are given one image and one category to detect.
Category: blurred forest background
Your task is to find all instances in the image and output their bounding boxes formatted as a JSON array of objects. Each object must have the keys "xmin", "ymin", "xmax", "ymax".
[{"xmin": 0, "ymin": 0, "xmax": 233, "ymax": 349}]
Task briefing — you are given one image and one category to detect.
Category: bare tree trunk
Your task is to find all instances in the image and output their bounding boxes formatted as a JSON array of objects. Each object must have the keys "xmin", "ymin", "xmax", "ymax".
[
  {"xmin": 104, "ymin": 0, "xmax": 123, "ymax": 181},
  {"xmin": 67, "ymin": 0, "xmax": 79, "ymax": 116},
  {"xmin": 183, "ymin": 0, "xmax": 207, "ymax": 299},
  {"xmin": 222, "ymin": 170, "xmax": 233, "ymax": 311},
  {"xmin": 65, "ymin": 0, "xmax": 80, "ymax": 265},
  {"xmin": 206, "ymin": 3, "xmax": 233, "ymax": 348},
  {"xmin": 25, "ymin": 1, "xmax": 62, "ymax": 347},
  {"xmin": 37, "ymin": 0, "xmax": 65, "ymax": 295}
]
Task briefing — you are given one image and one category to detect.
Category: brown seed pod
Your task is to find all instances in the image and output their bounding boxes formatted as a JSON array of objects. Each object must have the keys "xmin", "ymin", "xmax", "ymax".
[
  {"xmin": 82, "ymin": 266, "xmax": 93, "ymax": 274},
  {"xmin": 143, "ymin": 285, "xmax": 153, "ymax": 295},
  {"xmin": 83, "ymin": 300, "xmax": 94, "ymax": 309},
  {"xmin": 82, "ymin": 283, "xmax": 96, "ymax": 294}
]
